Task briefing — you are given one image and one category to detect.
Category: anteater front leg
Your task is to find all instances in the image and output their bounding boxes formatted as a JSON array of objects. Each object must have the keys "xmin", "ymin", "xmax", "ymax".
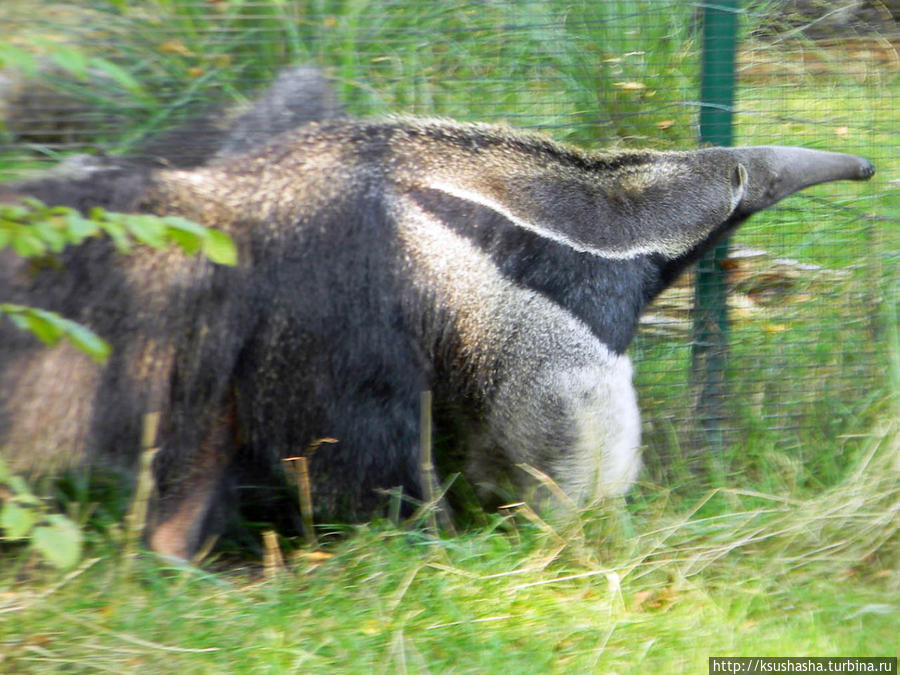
[{"xmin": 148, "ymin": 390, "xmax": 240, "ymax": 560}]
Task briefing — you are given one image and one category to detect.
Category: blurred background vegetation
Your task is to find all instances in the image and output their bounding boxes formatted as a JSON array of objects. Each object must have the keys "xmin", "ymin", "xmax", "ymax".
[{"xmin": 0, "ymin": 0, "xmax": 896, "ymax": 671}]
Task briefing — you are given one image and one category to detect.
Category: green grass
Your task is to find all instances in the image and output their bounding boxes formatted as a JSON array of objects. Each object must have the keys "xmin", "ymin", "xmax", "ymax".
[
  {"xmin": 1, "ymin": 1, "xmax": 897, "ymax": 671},
  {"xmin": 0, "ymin": 0, "xmax": 704, "ymax": 158},
  {"xmin": 1, "ymin": 421, "xmax": 895, "ymax": 672}
]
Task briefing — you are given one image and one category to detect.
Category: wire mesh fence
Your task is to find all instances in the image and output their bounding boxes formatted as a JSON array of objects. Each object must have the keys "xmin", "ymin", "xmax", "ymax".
[{"xmin": 0, "ymin": 0, "xmax": 895, "ymax": 483}]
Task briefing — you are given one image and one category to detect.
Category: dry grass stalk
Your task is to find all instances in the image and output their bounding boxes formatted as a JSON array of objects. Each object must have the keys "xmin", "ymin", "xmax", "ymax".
[
  {"xmin": 283, "ymin": 454, "xmax": 319, "ymax": 548},
  {"xmin": 262, "ymin": 529, "xmax": 286, "ymax": 579},
  {"xmin": 419, "ymin": 390, "xmax": 438, "ymax": 535},
  {"xmin": 283, "ymin": 438, "xmax": 337, "ymax": 549},
  {"xmin": 124, "ymin": 412, "xmax": 160, "ymax": 558},
  {"xmin": 515, "ymin": 463, "xmax": 580, "ymax": 514}
]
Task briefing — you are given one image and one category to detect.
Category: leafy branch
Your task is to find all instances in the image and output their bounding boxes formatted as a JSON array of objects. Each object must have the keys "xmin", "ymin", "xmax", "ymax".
[
  {"xmin": 0, "ymin": 456, "xmax": 83, "ymax": 569},
  {"xmin": 1, "ymin": 198, "xmax": 237, "ymax": 362}
]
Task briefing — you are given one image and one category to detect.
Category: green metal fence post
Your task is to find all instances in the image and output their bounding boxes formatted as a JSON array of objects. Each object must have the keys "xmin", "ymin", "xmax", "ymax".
[{"xmin": 693, "ymin": 0, "xmax": 739, "ymax": 447}]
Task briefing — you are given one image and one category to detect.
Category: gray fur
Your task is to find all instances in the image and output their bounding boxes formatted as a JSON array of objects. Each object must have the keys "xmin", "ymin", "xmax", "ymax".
[
  {"xmin": 132, "ymin": 65, "xmax": 345, "ymax": 169},
  {"xmin": 214, "ymin": 65, "xmax": 346, "ymax": 158},
  {"xmin": 0, "ymin": 114, "xmax": 874, "ymax": 558}
]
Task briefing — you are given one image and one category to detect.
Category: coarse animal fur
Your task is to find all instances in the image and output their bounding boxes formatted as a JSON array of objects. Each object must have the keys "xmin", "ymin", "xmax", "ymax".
[
  {"xmin": 0, "ymin": 113, "xmax": 874, "ymax": 559},
  {"xmin": 136, "ymin": 64, "xmax": 346, "ymax": 168}
]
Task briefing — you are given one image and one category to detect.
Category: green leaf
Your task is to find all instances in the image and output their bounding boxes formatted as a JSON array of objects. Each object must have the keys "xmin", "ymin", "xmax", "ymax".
[
  {"xmin": 45, "ymin": 43, "xmax": 90, "ymax": 81},
  {"xmin": 98, "ymin": 216, "xmax": 132, "ymax": 253},
  {"xmin": 19, "ymin": 308, "xmax": 66, "ymax": 346},
  {"xmin": 89, "ymin": 57, "xmax": 149, "ymax": 98},
  {"xmin": 163, "ymin": 216, "xmax": 208, "ymax": 238},
  {"xmin": 124, "ymin": 214, "xmax": 167, "ymax": 249},
  {"xmin": 58, "ymin": 317, "xmax": 111, "ymax": 363},
  {"xmin": 9, "ymin": 489, "xmax": 40, "ymax": 507},
  {"xmin": 4, "ymin": 474, "xmax": 33, "ymax": 497},
  {"xmin": 0, "ymin": 303, "xmax": 28, "ymax": 332},
  {"xmin": 163, "ymin": 216, "xmax": 217, "ymax": 257},
  {"xmin": 0, "ymin": 43, "xmax": 37, "ymax": 76},
  {"xmin": 65, "ymin": 211, "xmax": 100, "ymax": 243},
  {"xmin": 33, "ymin": 219, "xmax": 69, "ymax": 253},
  {"xmin": 165, "ymin": 228, "xmax": 203, "ymax": 256},
  {"xmin": 0, "ymin": 456, "xmax": 10, "ymax": 483},
  {"xmin": 0, "ymin": 305, "xmax": 110, "ymax": 363},
  {"xmin": 202, "ymin": 229, "xmax": 238, "ymax": 266},
  {"xmin": 32, "ymin": 514, "xmax": 83, "ymax": 569},
  {"xmin": 1, "ymin": 203, "xmax": 30, "ymax": 221},
  {"xmin": 2, "ymin": 310, "xmax": 27, "ymax": 336},
  {"xmin": 21, "ymin": 197, "xmax": 48, "ymax": 212},
  {"xmin": 11, "ymin": 229, "xmax": 47, "ymax": 258},
  {"xmin": 0, "ymin": 501, "xmax": 37, "ymax": 540}
]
